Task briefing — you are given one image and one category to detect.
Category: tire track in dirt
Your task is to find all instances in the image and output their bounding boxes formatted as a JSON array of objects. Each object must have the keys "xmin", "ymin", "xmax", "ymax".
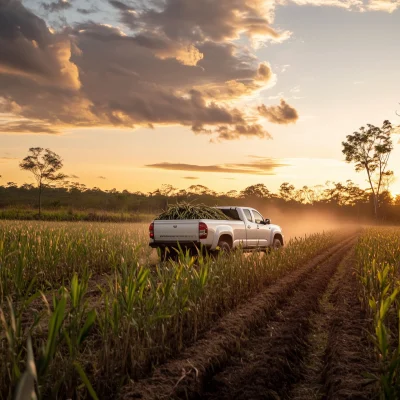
[
  {"xmin": 287, "ymin": 249, "xmax": 377, "ymax": 400},
  {"xmin": 121, "ymin": 234, "xmax": 359, "ymax": 400},
  {"xmin": 322, "ymin": 250, "xmax": 377, "ymax": 399},
  {"xmin": 201, "ymin": 238, "xmax": 357, "ymax": 400}
]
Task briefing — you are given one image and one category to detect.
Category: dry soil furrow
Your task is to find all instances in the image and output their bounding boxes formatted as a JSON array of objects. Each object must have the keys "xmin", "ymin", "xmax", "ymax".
[
  {"xmin": 287, "ymin": 249, "xmax": 377, "ymax": 400},
  {"xmin": 121, "ymin": 235, "xmax": 359, "ymax": 400},
  {"xmin": 322, "ymin": 250, "xmax": 377, "ymax": 399},
  {"xmin": 201, "ymin": 239, "xmax": 356, "ymax": 400}
]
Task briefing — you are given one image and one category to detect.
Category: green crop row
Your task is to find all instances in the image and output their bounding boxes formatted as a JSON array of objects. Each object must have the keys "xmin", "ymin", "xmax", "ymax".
[
  {"xmin": 355, "ymin": 228, "xmax": 400, "ymax": 399},
  {"xmin": 1, "ymin": 221, "xmax": 337, "ymax": 399}
]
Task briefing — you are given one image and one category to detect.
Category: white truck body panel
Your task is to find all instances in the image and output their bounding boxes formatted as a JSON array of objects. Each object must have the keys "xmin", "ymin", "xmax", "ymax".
[
  {"xmin": 150, "ymin": 206, "xmax": 283, "ymax": 252},
  {"xmin": 154, "ymin": 220, "xmax": 199, "ymax": 242}
]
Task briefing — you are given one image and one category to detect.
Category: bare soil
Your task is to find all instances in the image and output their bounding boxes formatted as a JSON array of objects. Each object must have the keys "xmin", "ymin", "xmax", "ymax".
[
  {"xmin": 321, "ymin": 250, "xmax": 378, "ymax": 399},
  {"xmin": 121, "ymin": 234, "xmax": 378, "ymax": 400}
]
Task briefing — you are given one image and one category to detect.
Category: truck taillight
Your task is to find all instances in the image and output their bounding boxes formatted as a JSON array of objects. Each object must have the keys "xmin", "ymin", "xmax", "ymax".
[
  {"xmin": 149, "ymin": 222, "xmax": 154, "ymax": 239},
  {"xmin": 199, "ymin": 222, "xmax": 208, "ymax": 239}
]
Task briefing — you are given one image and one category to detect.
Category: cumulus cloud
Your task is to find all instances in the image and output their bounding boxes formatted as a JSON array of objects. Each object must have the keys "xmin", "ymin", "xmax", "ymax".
[
  {"xmin": 110, "ymin": 0, "xmax": 288, "ymax": 42},
  {"xmin": 0, "ymin": 0, "xmax": 80, "ymax": 89},
  {"xmin": 258, "ymin": 99, "xmax": 299, "ymax": 125},
  {"xmin": 0, "ymin": 0, "xmax": 287, "ymax": 141},
  {"xmin": 1, "ymin": 0, "xmax": 398, "ymax": 141},
  {"xmin": 146, "ymin": 157, "xmax": 289, "ymax": 175}
]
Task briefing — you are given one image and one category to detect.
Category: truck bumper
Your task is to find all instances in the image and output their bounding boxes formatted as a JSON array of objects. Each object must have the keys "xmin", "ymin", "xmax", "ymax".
[{"xmin": 149, "ymin": 241, "xmax": 209, "ymax": 250}]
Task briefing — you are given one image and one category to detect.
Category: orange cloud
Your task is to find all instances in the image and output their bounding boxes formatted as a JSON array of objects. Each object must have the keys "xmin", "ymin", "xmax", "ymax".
[
  {"xmin": 146, "ymin": 157, "xmax": 289, "ymax": 175},
  {"xmin": 258, "ymin": 99, "xmax": 299, "ymax": 125}
]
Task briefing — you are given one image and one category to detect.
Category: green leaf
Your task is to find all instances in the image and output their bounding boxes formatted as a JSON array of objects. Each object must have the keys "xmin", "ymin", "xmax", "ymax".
[
  {"xmin": 39, "ymin": 294, "xmax": 67, "ymax": 375},
  {"xmin": 78, "ymin": 310, "xmax": 96, "ymax": 345},
  {"xmin": 74, "ymin": 362, "xmax": 99, "ymax": 400},
  {"xmin": 14, "ymin": 338, "xmax": 37, "ymax": 400}
]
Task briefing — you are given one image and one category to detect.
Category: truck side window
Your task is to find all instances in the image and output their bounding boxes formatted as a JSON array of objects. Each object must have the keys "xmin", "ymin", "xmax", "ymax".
[
  {"xmin": 252, "ymin": 211, "xmax": 264, "ymax": 224},
  {"xmin": 243, "ymin": 209, "xmax": 253, "ymax": 222}
]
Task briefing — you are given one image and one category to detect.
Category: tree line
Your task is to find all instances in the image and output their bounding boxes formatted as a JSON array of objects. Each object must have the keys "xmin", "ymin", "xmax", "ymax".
[{"xmin": 0, "ymin": 119, "xmax": 398, "ymax": 222}]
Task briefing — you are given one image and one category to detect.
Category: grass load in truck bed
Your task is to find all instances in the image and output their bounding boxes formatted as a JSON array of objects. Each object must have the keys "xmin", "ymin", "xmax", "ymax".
[{"xmin": 155, "ymin": 203, "xmax": 230, "ymax": 220}]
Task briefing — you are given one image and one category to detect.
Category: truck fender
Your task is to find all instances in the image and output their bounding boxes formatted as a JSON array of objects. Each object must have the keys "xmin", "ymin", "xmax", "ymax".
[{"xmin": 211, "ymin": 225, "xmax": 234, "ymax": 250}]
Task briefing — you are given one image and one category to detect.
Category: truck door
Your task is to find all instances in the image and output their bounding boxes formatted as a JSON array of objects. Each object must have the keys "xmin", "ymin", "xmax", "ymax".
[
  {"xmin": 251, "ymin": 209, "xmax": 269, "ymax": 248},
  {"xmin": 243, "ymin": 208, "xmax": 258, "ymax": 247}
]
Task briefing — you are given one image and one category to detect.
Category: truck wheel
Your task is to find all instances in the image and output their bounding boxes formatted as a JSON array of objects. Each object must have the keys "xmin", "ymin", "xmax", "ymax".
[
  {"xmin": 272, "ymin": 237, "xmax": 283, "ymax": 250},
  {"xmin": 266, "ymin": 238, "xmax": 283, "ymax": 253},
  {"xmin": 217, "ymin": 240, "xmax": 232, "ymax": 254}
]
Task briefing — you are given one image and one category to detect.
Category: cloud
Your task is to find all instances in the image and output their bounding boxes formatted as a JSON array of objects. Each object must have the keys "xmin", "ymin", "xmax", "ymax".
[
  {"xmin": 0, "ymin": 0, "xmax": 80, "ymax": 89},
  {"xmin": 69, "ymin": 174, "xmax": 79, "ymax": 179},
  {"xmin": 146, "ymin": 157, "xmax": 289, "ymax": 175},
  {"xmin": 0, "ymin": 0, "xmax": 397, "ymax": 141},
  {"xmin": 290, "ymin": 85, "xmax": 301, "ymax": 93},
  {"xmin": 183, "ymin": 176, "xmax": 199, "ymax": 180},
  {"xmin": 108, "ymin": 0, "xmax": 133, "ymax": 11},
  {"xmin": 366, "ymin": 0, "xmax": 400, "ymax": 12},
  {"xmin": 97, "ymin": 176, "xmax": 107, "ymax": 180},
  {"xmin": 193, "ymin": 122, "xmax": 271, "ymax": 141},
  {"xmin": 282, "ymin": 0, "xmax": 364, "ymax": 9},
  {"xmin": 0, "ymin": 0, "xmax": 300, "ymax": 141},
  {"xmin": 0, "ymin": 121, "xmax": 60, "ymax": 134},
  {"xmin": 42, "ymin": 0, "xmax": 72, "ymax": 12},
  {"xmin": 281, "ymin": 0, "xmax": 400, "ymax": 12},
  {"xmin": 258, "ymin": 99, "xmax": 299, "ymax": 124},
  {"xmin": 111, "ymin": 0, "xmax": 288, "ymax": 42},
  {"xmin": 77, "ymin": 7, "xmax": 97, "ymax": 15}
]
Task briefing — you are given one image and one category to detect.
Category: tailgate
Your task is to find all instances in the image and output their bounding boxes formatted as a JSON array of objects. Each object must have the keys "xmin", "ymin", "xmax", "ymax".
[{"xmin": 154, "ymin": 220, "xmax": 199, "ymax": 242}]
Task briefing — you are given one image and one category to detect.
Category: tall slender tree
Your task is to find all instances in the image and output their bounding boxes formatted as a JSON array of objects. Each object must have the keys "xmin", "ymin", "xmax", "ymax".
[
  {"xmin": 19, "ymin": 148, "xmax": 66, "ymax": 218},
  {"xmin": 342, "ymin": 120, "xmax": 393, "ymax": 219}
]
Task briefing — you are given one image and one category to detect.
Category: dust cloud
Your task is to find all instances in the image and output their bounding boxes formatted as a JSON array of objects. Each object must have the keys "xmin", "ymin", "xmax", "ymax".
[{"xmin": 259, "ymin": 206, "xmax": 363, "ymax": 242}]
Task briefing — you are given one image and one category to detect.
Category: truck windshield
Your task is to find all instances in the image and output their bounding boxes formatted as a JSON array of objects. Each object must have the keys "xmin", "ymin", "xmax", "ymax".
[{"xmin": 219, "ymin": 209, "xmax": 241, "ymax": 221}]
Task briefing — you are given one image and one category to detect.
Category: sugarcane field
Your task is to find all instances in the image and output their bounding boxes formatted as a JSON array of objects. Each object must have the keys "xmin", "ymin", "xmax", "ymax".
[{"xmin": 1, "ymin": 217, "xmax": 400, "ymax": 399}]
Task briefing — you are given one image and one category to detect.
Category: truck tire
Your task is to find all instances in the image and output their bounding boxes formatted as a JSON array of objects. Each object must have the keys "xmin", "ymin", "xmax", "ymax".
[
  {"xmin": 272, "ymin": 237, "xmax": 283, "ymax": 250},
  {"xmin": 266, "ymin": 237, "xmax": 283, "ymax": 253},
  {"xmin": 217, "ymin": 240, "xmax": 232, "ymax": 253}
]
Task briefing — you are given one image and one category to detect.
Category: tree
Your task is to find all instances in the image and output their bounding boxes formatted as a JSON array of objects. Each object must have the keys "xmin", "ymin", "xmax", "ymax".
[
  {"xmin": 240, "ymin": 184, "xmax": 270, "ymax": 198},
  {"xmin": 279, "ymin": 182, "xmax": 296, "ymax": 202},
  {"xmin": 342, "ymin": 120, "xmax": 394, "ymax": 219},
  {"xmin": 19, "ymin": 148, "xmax": 66, "ymax": 217}
]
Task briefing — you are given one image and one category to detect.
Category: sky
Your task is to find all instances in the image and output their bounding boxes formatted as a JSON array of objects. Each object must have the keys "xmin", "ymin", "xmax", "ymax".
[{"xmin": 0, "ymin": 0, "xmax": 399, "ymax": 194}]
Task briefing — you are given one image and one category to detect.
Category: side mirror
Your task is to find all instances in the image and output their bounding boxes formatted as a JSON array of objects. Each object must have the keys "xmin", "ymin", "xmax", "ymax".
[{"xmin": 265, "ymin": 218, "xmax": 271, "ymax": 225}]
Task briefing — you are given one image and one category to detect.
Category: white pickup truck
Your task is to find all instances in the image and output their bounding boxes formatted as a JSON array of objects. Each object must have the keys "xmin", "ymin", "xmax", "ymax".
[{"xmin": 149, "ymin": 206, "xmax": 284, "ymax": 256}]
